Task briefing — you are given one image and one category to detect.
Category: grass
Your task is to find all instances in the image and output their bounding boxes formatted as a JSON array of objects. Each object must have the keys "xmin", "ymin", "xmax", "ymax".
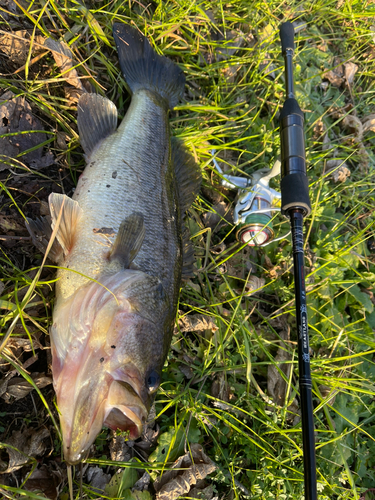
[{"xmin": 0, "ymin": 0, "xmax": 375, "ymax": 499}]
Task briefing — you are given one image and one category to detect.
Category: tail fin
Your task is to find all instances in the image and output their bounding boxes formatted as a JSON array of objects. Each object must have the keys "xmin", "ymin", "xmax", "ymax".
[{"xmin": 112, "ymin": 23, "xmax": 185, "ymax": 110}]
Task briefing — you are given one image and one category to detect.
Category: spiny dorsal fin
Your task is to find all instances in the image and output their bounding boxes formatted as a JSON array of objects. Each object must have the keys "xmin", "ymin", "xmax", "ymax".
[
  {"xmin": 109, "ymin": 213, "xmax": 145, "ymax": 268},
  {"xmin": 49, "ymin": 193, "xmax": 82, "ymax": 256},
  {"xmin": 26, "ymin": 216, "xmax": 64, "ymax": 262},
  {"xmin": 171, "ymin": 137, "xmax": 201, "ymax": 214},
  {"xmin": 77, "ymin": 93, "xmax": 118, "ymax": 156}
]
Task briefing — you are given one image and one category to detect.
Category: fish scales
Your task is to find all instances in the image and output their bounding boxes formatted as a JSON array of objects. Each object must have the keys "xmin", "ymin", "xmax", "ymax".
[
  {"xmin": 26, "ymin": 22, "xmax": 200, "ymax": 465},
  {"xmin": 59, "ymin": 90, "xmax": 181, "ymax": 304}
]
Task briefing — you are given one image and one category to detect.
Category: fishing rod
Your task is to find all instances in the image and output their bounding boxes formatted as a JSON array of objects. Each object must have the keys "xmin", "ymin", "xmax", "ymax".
[{"xmin": 279, "ymin": 22, "xmax": 317, "ymax": 500}]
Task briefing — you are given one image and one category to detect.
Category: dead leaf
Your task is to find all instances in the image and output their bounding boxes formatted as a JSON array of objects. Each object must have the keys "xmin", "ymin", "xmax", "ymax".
[
  {"xmin": 202, "ymin": 201, "xmax": 230, "ymax": 230},
  {"xmin": 319, "ymin": 385, "xmax": 337, "ymax": 406},
  {"xmin": 0, "ymin": 215, "xmax": 26, "ymax": 232},
  {"xmin": 189, "ymin": 483, "xmax": 215, "ymax": 500},
  {"xmin": 0, "ymin": 30, "xmax": 45, "ymax": 64},
  {"xmin": 344, "ymin": 61, "xmax": 358, "ymax": 85},
  {"xmin": 1, "ymin": 427, "xmax": 50, "ymax": 473},
  {"xmin": 5, "ymin": 372, "xmax": 52, "ymax": 400},
  {"xmin": 133, "ymin": 471, "xmax": 151, "ymax": 492},
  {"xmin": 326, "ymin": 160, "xmax": 351, "ymax": 183},
  {"xmin": 56, "ymin": 131, "xmax": 69, "ymax": 150},
  {"xmin": 7, "ymin": 335, "xmax": 43, "ymax": 352},
  {"xmin": 44, "ymin": 38, "xmax": 85, "ymax": 92},
  {"xmin": 0, "ymin": 90, "xmax": 54, "ymax": 170},
  {"xmin": 176, "ymin": 314, "xmax": 218, "ymax": 333},
  {"xmin": 242, "ymin": 275, "xmax": 265, "ymax": 296},
  {"xmin": 362, "ymin": 114, "xmax": 375, "ymax": 133},
  {"xmin": 323, "ymin": 64, "xmax": 344, "ymax": 87},
  {"xmin": 24, "ymin": 463, "xmax": 60, "ymax": 500},
  {"xmin": 216, "ymin": 30, "xmax": 246, "ymax": 62},
  {"xmin": 179, "ymin": 363, "xmax": 194, "ymax": 380},
  {"xmin": 154, "ymin": 443, "xmax": 217, "ymax": 500},
  {"xmin": 210, "ymin": 373, "xmax": 231, "ymax": 402},
  {"xmin": 64, "ymin": 85, "xmax": 85, "ymax": 106},
  {"xmin": 109, "ymin": 432, "xmax": 132, "ymax": 462},
  {"xmin": 87, "ymin": 466, "xmax": 111, "ymax": 494},
  {"xmin": 342, "ymin": 114, "xmax": 363, "ymax": 139}
]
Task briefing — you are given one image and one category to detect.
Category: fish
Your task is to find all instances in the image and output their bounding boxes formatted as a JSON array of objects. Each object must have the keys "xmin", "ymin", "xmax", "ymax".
[{"xmin": 27, "ymin": 22, "xmax": 200, "ymax": 465}]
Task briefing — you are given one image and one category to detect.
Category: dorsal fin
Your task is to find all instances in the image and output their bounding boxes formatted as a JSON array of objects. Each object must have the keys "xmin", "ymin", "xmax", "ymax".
[
  {"xmin": 171, "ymin": 138, "xmax": 201, "ymax": 278},
  {"xmin": 109, "ymin": 213, "xmax": 145, "ymax": 268},
  {"xmin": 77, "ymin": 93, "xmax": 118, "ymax": 156},
  {"xmin": 49, "ymin": 193, "xmax": 82, "ymax": 256},
  {"xmin": 26, "ymin": 216, "xmax": 64, "ymax": 262}
]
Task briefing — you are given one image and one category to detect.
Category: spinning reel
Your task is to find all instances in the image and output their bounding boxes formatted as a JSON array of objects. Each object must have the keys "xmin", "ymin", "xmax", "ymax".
[{"xmin": 212, "ymin": 154, "xmax": 290, "ymax": 247}]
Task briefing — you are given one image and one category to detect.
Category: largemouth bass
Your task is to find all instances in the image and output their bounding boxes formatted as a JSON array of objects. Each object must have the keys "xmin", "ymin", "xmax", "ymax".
[{"xmin": 27, "ymin": 23, "xmax": 200, "ymax": 464}]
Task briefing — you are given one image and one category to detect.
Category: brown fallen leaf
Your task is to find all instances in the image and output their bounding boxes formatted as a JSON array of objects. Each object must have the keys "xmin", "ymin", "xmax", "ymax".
[
  {"xmin": 24, "ymin": 463, "xmax": 61, "ymax": 500},
  {"xmin": 109, "ymin": 432, "xmax": 132, "ymax": 462},
  {"xmin": 342, "ymin": 114, "xmax": 363, "ymax": 138},
  {"xmin": 0, "ymin": 30, "xmax": 45, "ymax": 64},
  {"xmin": 0, "ymin": 90, "xmax": 54, "ymax": 170},
  {"xmin": 362, "ymin": 114, "xmax": 375, "ymax": 134},
  {"xmin": 5, "ymin": 372, "xmax": 52, "ymax": 401},
  {"xmin": 240, "ymin": 275, "xmax": 265, "ymax": 296},
  {"xmin": 210, "ymin": 372, "xmax": 231, "ymax": 402},
  {"xmin": 344, "ymin": 61, "xmax": 358, "ymax": 86},
  {"xmin": 1, "ymin": 426, "xmax": 50, "ymax": 473},
  {"xmin": 176, "ymin": 314, "xmax": 218, "ymax": 333},
  {"xmin": 154, "ymin": 443, "xmax": 217, "ymax": 500},
  {"xmin": 202, "ymin": 201, "xmax": 231, "ymax": 231},
  {"xmin": 44, "ymin": 38, "xmax": 85, "ymax": 92},
  {"xmin": 87, "ymin": 466, "xmax": 111, "ymax": 494},
  {"xmin": 326, "ymin": 160, "xmax": 351, "ymax": 183},
  {"xmin": 323, "ymin": 64, "xmax": 344, "ymax": 87},
  {"xmin": 133, "ymin": 471, "xmax": 151, "ymax": 492}
]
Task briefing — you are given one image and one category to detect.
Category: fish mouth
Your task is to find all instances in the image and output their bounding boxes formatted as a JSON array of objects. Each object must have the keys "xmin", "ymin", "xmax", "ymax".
[{"xmin": 62, "ymin": 378, "xmax": 148, "ymax": 465}]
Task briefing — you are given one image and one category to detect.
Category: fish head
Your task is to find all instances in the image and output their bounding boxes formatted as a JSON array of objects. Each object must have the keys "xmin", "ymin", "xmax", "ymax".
[{"xmin": 51, "ymin": 270, "xmax": 172, "ymax": 464}]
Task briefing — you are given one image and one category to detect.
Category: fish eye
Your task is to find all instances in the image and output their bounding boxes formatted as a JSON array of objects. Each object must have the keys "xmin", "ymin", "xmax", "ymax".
[{"xmin": 146, "ymin": 371, "xmax": 160, "ymax": 393}]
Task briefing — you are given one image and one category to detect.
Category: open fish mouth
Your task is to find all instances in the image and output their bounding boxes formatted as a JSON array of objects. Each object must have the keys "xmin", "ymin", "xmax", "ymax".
[{"xmin": 62, "ymin": 378, "xmax": 148, "ymax": 465}]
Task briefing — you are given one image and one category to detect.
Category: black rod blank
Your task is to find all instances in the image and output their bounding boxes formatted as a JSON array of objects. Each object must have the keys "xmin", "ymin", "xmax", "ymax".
[{"xmin": 279, "ymin": 22, "xmax": 317, "ymax": 500}]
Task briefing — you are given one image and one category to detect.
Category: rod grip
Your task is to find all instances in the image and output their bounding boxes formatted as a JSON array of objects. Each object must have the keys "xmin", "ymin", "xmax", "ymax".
[
  {"xmin": 280, "ymin": 22, "xmax": 294, "ymax": 54},
  {"xmin": 281, "ymin": 174, "xmax": 311, "ymax": 215}
]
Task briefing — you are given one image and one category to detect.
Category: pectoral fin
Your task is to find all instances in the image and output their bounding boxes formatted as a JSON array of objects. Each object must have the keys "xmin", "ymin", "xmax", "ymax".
[
  {"xmin": 49, "ymin": 193, "xmax": 82, "ymax": 257},
  {"xmin": 109, "ymin": 213, "xmax": 145, "ymax": 268}
]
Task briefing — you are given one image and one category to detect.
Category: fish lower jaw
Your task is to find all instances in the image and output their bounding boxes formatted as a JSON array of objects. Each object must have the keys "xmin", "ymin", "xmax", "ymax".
[{"xmin": 104, "ymin": 404, "xmax": 146, "ymax": 440}]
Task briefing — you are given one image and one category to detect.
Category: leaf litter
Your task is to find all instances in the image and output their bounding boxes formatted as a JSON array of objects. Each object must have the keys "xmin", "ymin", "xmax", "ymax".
[
  {"xmin": 0, "ymin": 91, "xmax": 54, "ymax": 171},
  {"xmin": 153, "ymin": 443, "xmax": 217, "ymax": 500},
  {"xmin": 0, "ymin": 426, "xmax": 50, "ymax": 473}
]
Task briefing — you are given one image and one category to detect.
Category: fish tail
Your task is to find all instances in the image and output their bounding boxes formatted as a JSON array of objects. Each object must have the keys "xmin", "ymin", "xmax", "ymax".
[{"xmin": 113, "ymin": 23, "xmax": 185, "ymax": 110}]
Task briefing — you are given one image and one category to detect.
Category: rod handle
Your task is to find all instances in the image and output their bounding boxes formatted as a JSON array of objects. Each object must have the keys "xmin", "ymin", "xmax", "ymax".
[{"xmin": 280, "ymin": 22, "xmax": 295, "ymax": 54}]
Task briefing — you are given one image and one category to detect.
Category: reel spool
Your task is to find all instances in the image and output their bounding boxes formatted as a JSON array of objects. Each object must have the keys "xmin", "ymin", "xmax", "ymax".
[{"xmin": 212, "ymin": 154, "xmax": 289, "ymax": 247}]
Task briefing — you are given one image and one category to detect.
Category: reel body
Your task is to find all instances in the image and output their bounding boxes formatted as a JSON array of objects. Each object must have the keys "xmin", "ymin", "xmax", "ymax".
[{"xmin": 212, "ymin": 155, "xmax": 287, "ymax": 247}]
